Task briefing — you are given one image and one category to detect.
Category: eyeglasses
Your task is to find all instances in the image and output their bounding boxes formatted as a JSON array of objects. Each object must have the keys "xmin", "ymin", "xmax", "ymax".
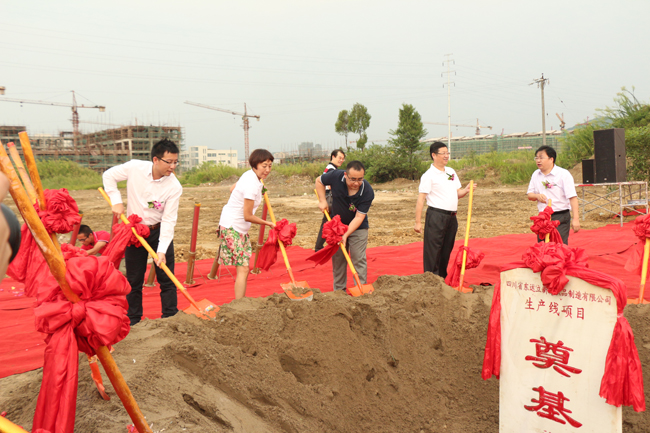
[
  {"xmin": 159, "ymin": 158, "xmax": 180, "ymax": 166},
  {"xmin": 534, "ymin": 157, "xmax": 548, "ymax": 161},
  {"xmin": 436, "ymin": 152, "xmax": 451, "ymax": 157},
  {"xmin": 347, "ymin": 177, "xmax": 364, "ymax": 183}
]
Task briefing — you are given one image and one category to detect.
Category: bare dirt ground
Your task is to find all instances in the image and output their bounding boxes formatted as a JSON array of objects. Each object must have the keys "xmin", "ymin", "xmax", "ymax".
[{"xmin": 57, "ymin": 170, "xmax": 639, "ymax": 263}]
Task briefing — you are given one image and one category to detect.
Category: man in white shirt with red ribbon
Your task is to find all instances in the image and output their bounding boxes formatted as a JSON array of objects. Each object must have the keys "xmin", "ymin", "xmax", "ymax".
[
  {"xmin": 414, "ymin": 142, "xmax": 474, "ymax": 278},
  {"xmin": 527, "ymin": 145, "xmax": 580, "ymax": 244},
  {"xmin": 103, "ymin": 139, "xmax": 183, "ymax": 326}
]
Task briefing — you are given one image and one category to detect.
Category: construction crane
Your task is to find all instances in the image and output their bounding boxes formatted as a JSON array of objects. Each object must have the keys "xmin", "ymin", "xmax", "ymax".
[
  {"xmin": 0, "ymin": 91, "xmax": 105, "ymax": 151},
  {"xmin": 423, "ymin": 118, "xmax": 492, "ymax": 136},
  {"xmin": 185, "ymin": 101, "xmax": 260, "ymax": 164},
  {"xmin": 555, "ymin": 113, "xmax": 566, "ymax": 130}
]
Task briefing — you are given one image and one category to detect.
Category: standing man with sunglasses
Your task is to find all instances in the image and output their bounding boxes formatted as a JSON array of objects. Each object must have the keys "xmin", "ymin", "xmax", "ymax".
[
  {"xmin": 414, "ymin": 142, "xmax": 475, "ymax": 278},
  {"xmin": 103, "ymin": 139, "xmax": 183, "ymax": 325},
  {"xmin": 527, "ymin": 145, "xmax": 579, "ymax": 244},
  {"xmin": 316, "ymin": 160, "xmax": 375, "ymax": 291}
]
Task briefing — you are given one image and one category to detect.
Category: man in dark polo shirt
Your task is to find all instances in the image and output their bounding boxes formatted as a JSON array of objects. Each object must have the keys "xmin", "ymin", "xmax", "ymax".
[{"xmin": 315, "ymin": 160, "xmax": 375, "ymax": 291}]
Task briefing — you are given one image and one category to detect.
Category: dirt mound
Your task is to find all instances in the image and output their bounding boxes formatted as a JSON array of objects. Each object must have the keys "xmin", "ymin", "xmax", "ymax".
[{"xmin": 2, "ymin": 274, "xmax": 649, "ymax": 432}]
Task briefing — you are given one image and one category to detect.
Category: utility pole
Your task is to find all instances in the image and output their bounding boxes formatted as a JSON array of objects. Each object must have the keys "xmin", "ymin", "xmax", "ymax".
[
  {"xmin": 530, "ymin": 74, "xmax": 550, "ymax": 146},
  {"xmin": 442, "ymin": 54, "xmax": 455, "ymax": 152}
]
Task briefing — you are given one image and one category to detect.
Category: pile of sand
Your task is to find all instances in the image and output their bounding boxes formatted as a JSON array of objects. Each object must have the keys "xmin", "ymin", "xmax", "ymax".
[{"xmin": 1, "ymin": 273, "xmax": 649, "ymax": 432}]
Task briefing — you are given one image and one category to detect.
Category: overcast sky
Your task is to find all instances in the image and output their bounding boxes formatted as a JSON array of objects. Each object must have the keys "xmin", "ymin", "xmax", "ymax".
[{"xmin": 2, "ymin": 0, "xmax": 648, "ymax": 158}]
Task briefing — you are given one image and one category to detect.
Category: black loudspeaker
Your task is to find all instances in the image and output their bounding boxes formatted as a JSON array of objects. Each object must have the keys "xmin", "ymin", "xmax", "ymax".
[
  {"xmin": 594, "ymin": 128, "xmax": 626, "ymax": 183},
  {"xmin": 582, "ymin": 159, "xmax": 595, "ymax": 184}
]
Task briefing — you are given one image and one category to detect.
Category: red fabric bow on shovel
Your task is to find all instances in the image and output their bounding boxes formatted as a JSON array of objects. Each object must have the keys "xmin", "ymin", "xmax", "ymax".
[
  {"xmin": 32, "ymin": 255, "xmax": 131, "ymax": 433},
  {"xmin": 101, "ymin": 214, "xmax": 150, "ymax": 269},
  {"xmin": 306, "ymin": 215, "xmax": 348, "ymax": 266},
  {"xmin": 8, "ymin": 189, "xmax": 81, "ymax": 298},
  {"xmin": 445, "ymin": 246, "xmax": 485, "ymax": 288},
  {"xmin": 530, "ymin": 206, "xmax": 562, "ymax": 243},
  {"xmin": 256, "ymin": 218, "xmax": 297, "ymax": 271}
]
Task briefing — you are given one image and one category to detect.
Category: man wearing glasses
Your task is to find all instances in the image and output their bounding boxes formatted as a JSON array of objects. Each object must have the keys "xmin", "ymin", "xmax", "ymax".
[
  {"xmin": 414, "ymin": 142, "xmax": 474, "ymax": 277},
  {"xmin": 103, "ymin": 139, "xmax": 183, "ymax": 326},
  {"xmin": 316, "ymin": 160, "xmax": 375, "ymax": 291},
  {"xmin": 527, "ymin": 145, "xmax": 580, "ymax": 244}
]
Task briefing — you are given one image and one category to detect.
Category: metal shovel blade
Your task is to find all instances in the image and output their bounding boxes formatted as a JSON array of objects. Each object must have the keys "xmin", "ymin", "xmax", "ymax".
[
  {"xmin": 280, "ymin": 281, "xmax": 314, "ymax": 301},
  {"xmin": 347, "ymin": 283, "xmax": 374, "ymax": 297},
  {"xmin": 183, "ymin": 298, "xmax": 220, "ymax": 319}
]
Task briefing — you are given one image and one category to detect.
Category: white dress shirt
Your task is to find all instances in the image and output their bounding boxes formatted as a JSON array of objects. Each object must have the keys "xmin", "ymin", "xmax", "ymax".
[
  {"xmin": 419, "ymin": 164, "xmax": 462, "ymax": 211},
  {"xmin": 219, "ymin": 169, "xmax": 263, "ymax": 234},
  {"xmin": 527, "ymin": 164, "xmax": 577, "ymax": 212},
  {"xmin": 103, "ymin": 159, "xmax": 182, "ymax": 253}
]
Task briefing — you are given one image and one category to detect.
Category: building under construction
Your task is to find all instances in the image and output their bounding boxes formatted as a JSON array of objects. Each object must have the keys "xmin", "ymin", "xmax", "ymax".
[{"xmin": 0, "ymin": 125, "xmax": 183, "ymax": 172}]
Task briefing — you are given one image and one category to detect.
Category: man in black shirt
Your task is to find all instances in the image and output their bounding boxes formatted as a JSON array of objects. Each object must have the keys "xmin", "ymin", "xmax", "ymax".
[
  {"xmin": 315, "ymin": 149, "xmax": 346, "ymax": 251},
  {"xmin": 316, "ymin": 160, "xmax": 375, "ymax": 291}
]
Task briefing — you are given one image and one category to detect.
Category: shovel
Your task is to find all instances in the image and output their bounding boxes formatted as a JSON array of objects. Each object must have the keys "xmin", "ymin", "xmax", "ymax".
[
  {"xmin": 315, "ymin": 189, "xmax": 374, "ymax": 297},
  {"xmin": 98, "ymin": 188, "xmax": 219, "ymax": 319},
  {"xmin": 261, "ymin": 181, "xmax": 314, "ymax": 301}
]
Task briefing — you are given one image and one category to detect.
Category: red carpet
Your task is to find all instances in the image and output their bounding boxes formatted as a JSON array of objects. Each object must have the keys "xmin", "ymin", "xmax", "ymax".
[{"xmin": 0, "ymin": 222, "xmax": 645, "ymax": 378}]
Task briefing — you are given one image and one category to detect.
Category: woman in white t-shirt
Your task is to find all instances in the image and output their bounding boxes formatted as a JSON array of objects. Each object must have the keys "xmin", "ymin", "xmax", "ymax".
[{"xmin": 218, "ymin": 149, "xmax": 276, "ymax": 299}]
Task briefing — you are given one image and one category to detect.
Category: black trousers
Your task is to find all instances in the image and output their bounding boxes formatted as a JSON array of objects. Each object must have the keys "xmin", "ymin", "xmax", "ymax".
[
  {"xmin": 423, "ymin": 207, "xmax": 458, "ymax": 278},
  {"xmin": 536, "ymin": 210, "xmax": 571, "ymax": 245},
  {"xmin": 125, "ymin": 227, "xmax": 178, "ymax": 325}
]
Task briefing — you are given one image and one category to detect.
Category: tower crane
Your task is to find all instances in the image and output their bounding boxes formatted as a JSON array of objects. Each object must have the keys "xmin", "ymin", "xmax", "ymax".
[
  {"xmin": 423, "ymin": 118, "xmax": 492, "ymax": 136},
  {"xmin": 0, "ymin": 91, "xmax": 105, "ymax": 151},
  {"xmin": 184, "ymin": 101, "xmax": 260, "ymax": 164}
]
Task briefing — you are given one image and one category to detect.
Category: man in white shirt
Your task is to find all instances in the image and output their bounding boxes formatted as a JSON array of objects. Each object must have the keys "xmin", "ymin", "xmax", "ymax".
[
  {"xmin": 527, "ymin": 145, "xmax": 580, "ymax": 244},
  {"xmin": 414, "ymin": 142, "xmax": 474, "ymax": 277},
  {"xmin": 103, "ymin": 139, "xmax": 183, "ymax": 326}
]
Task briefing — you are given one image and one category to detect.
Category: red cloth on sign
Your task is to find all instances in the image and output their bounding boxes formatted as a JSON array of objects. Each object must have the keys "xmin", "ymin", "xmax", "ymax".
[
  {"xmin": 482, "ymin": 242, "xmax": 645, "ymax": 412},
  {"xmin": 307, "ymin": 215, "xmax": 348, "ymax": 266},
  {"xmin": 31, "ymin": 255, "xmax": 130, "ymax": 433},
  {"xmin": 444, "ymin": 246, "xmax": 485, "ymax": 288},
  {"xmin": 35, "ymin": 189, "xmax": 81, "ymax": 234},
  {"xmin": 529, "ymin": 206, "xmax": 562, "ymax": 243},
  {"xmin": 101, "ymin": 214, "xmax": 150, "ymax": 269},
  {"xmin": 624, "ymin": 214, "xmax": 650, "ymax": 275},
  {"xmin": 256, "ymin": 219, "xmax": 297, "ymax": 271}
]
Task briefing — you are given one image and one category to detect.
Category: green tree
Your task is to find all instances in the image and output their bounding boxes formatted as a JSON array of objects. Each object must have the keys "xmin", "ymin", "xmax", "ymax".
[
  {"xmin": 334, "ymin": 110, "xmax": 350, "ymax": 149},
  {"xmin": 348, "ymin": 103, "xmax": 371, "ymax": 152},
  {"xmin": 388, "ymin": 103, "xmax": 428, "ymax": 180}
]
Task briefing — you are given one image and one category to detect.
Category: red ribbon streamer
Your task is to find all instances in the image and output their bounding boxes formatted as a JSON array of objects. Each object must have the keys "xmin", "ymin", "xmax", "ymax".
[
  {"xmin": 256, "ymin": 219, "xmax": 297, "ymax": 271},
  {"xmin": 444, "ymin": 246, "xmax": 485, "ymax": 288},
  {"xmin": 306, "ymin": 215, "xmax": 348, "ymax": 266},
  {"xmin": 31, "ymin": 255, "xmax": 130, "ymax": 433},
  {"xmin": 482, "ymin": 242, "xmax": 645, "ymax": 412},
  {"xmin": 101, "ymin": 214, "xmax": 150, "ymax": 269},
  {"xmin": 530, "ymin": 206, "xmax": 562, "ymax": 244},
  {"xmin": 624, "ymin": 214, "xmax": 650, "ymax": 275}
]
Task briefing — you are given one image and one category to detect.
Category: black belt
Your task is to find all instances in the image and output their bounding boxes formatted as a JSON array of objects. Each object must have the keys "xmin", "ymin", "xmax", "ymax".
[
  {"xmin": 148, "ymin": 222, "xmax": 161, "ymax": 230},
  {"xmin": 554, "ymin": 209, "xmax": 570, "ymax": 215},
  {"xmin": 429, "ymin": 207, "xmax": 457, "ymax": 216}
]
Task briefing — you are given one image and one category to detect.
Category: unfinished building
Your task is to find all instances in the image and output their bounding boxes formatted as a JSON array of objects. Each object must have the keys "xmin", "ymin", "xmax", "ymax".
[{"xmin": 1, "ymin": 125, "xmax": 183, "ymax": 172}]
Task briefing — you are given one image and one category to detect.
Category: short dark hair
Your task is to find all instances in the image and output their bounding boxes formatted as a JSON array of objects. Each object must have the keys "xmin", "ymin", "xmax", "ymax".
[
  {"xmin": 151, "ymin": 139, "xmax": 180, "ymax": 161},
  {"xmin": 346, "ymin": 160, "xmax": 365, "ymax": 173},
  {"xmin": 429, "ymin": 142, "xmax": 448, "ymax": 159},
  {"xmin": 249, "ymin": 149, "xmax": 274, "ymax": 168},
  {"xmin": 78, "ymin": 224, "xmax": 93, "ymax": 237},
  {"xmin": 330, "ymin": 149, "xmax": 345, "ymax": 161},
  {"xmin": 535, "ymin": 146, "xmax": 556, "ymax": 164}
]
